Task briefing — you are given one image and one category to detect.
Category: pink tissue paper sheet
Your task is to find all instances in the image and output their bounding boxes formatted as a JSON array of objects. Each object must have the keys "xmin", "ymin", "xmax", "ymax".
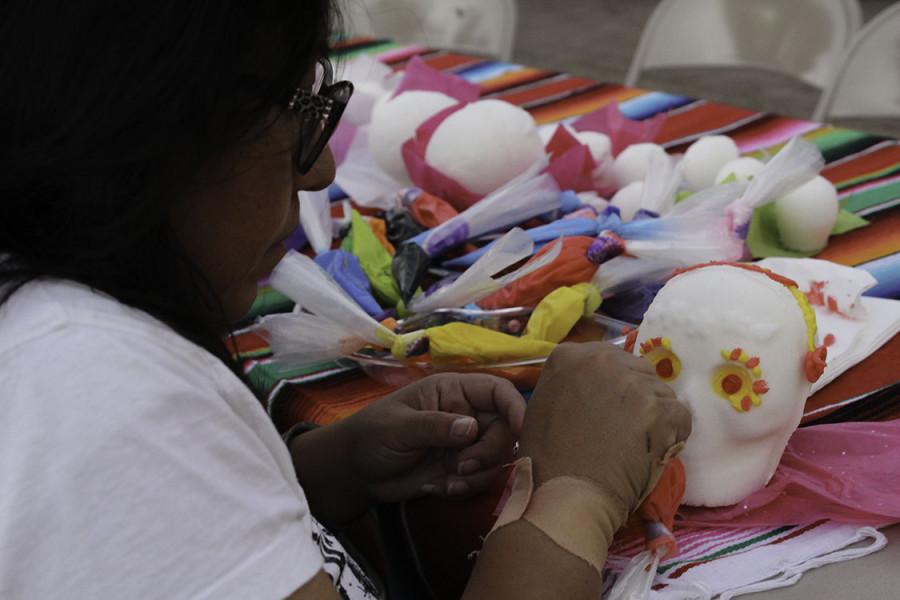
[
  {"xmin": 545, "ymin": 125, "xmax": 598, "ymax": 193},
  {"xmin": 401, "ymin": 104, "xmax": 484, "ymax": 211},
  {"xmin": 391, "ymin": 56, "xmax": 480, "ymax": 102},
  {"xmin": 572, "ymin": 102, "xmax": 667, "ymax": 158},
  {"xmin": 676, "ymin": 420, "xmax": 900, "ymax": 528}
]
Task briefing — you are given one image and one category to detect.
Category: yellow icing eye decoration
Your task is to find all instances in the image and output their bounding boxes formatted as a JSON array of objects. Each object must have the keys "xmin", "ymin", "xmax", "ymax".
[
  {"xmin": 639, "ymin": 337, "xmax": 681, "ymax": 382},
  {"xmin": 713, "ymin": 347, "xmax": 770, "ymax": 413}
]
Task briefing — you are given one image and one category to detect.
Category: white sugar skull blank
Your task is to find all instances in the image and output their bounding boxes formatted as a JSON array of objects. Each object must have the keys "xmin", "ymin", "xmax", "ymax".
[{"xmin": 631, "ymin": 263, "xmax": 826, "ymax": 507}]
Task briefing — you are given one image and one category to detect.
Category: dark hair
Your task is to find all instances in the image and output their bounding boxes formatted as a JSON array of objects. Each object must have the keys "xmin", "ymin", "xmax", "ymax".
[{"xmin": 0, "ymin": 0, "xmax": 337, "ymax": 377}]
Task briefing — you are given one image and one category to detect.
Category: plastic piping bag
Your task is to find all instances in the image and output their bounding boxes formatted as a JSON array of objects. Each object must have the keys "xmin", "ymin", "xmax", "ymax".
[
  {"xmin": 346, "ymin": 210, "xmax": 402, "ymax": 306},
  {"xmin": 260, "ymin": 250, "xmax": 396, "ymax": 368},
  {"xmin": 299, "ymin": 189, "xmax": 333, "ymax": 255},
  {"xmin": 588, "ymin": 183, "xmax": 747, "ymax": 266},
  {"xmin": 725, "ymin": 137, "xmax": 824, "ymax": 236},
  {"xmin": 407, "ymin": 157, "xmax": 560, "ymax": 255},
  {"xmin": 314, "ymin": 250, "xmax": 383, "ymax": 318},
  {"xmin": 636, "ymin": 149, "xmax": 682, "ymax": 218},
  {"xmin": 442, "ymin": 217, "xmax": 599, "ymax": 269},
  {"xmin": 408, "ymin": 228, "xmax": 563, "ymax": 313}
]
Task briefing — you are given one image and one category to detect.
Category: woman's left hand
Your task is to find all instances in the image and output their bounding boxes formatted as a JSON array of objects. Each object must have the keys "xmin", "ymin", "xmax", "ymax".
[{"xmin": 345, "ymin": 373, "xmax": 526, "ymax": 502}]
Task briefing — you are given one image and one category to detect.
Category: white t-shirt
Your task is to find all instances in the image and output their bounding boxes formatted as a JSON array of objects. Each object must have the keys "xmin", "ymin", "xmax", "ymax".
[{"xmin": 0, "ymin": 279, "xmax": 379, "ymax": 599}]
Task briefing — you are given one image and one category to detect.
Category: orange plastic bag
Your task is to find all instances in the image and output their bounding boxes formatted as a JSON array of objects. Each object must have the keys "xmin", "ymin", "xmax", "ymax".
[
  {"xmin": 478, "ymin": 236, "xmax": 598, "ymax": 309},
  {"xmin": 409, "ymin": 192, "xmax": 459, "ymax": 229}
]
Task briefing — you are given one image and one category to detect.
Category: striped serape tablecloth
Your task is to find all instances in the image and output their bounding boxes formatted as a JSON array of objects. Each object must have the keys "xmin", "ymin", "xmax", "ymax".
[
  {"xmin": 231, "ymin": 40, "xmax": 900, "ymax": 599},
  {"xmin": 234, "ymin": 38, "xmax": 900, "ymax": 430}
]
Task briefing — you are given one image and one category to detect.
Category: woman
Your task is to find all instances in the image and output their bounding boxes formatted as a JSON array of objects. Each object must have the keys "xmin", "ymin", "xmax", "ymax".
[{"xmin": 0, "ymin": 1, "xmax": 691, "ymax": 598}]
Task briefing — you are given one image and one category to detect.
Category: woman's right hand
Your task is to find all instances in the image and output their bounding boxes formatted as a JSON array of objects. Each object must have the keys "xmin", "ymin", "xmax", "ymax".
[{"xmin": 519, "ymin": 341, "xmax": 692, "ymax": 530}]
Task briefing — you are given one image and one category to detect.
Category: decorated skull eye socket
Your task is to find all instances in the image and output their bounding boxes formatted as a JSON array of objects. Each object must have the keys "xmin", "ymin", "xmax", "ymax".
[
  {"xmin": 712, "ymin": 347, "xmax": 770, "ymax": 413},
  {"xmin": 639, "ymin": 337, "xmax": 681, "ymax": 382}
]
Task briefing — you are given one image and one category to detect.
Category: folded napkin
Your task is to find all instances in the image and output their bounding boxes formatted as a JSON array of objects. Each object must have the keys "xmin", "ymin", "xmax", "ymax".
[
  {"xmin": 605, "ymin": 522, "xmax": 885, "ymax": 600},
  {"xmin": 756, "ymin": 257, "xmax": 900, "ymax": 392}
]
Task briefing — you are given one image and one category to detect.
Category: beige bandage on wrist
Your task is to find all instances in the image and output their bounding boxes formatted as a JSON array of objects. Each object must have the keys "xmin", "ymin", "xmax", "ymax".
[{"xmin": 485, "ymin": 457, "xmax": 619, "ymax": 574}]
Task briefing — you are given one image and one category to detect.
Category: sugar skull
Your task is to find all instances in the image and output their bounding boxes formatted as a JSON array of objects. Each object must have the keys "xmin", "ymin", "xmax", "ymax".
[{"xmin": 628, "ymin": 262, "xmax": 827, "ymax": 507}]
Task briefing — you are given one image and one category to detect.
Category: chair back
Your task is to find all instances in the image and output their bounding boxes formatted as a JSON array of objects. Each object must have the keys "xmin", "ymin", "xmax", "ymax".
[
  {"xmin": 625, "ymin": 0, "xmax": 863, "ymax": 89},
  {"xmin": 341, "ymin": 0, "xmax": 518, "ymax": 60},
  {"xmin": 814, "ymin": 2, "xmax": 900, "ymax": 122}
]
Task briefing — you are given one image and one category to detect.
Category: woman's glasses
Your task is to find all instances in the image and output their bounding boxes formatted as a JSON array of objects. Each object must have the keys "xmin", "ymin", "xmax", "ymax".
[{"xmin": 287, "ymin": 58, "xmax": 354, "ymax": 174}]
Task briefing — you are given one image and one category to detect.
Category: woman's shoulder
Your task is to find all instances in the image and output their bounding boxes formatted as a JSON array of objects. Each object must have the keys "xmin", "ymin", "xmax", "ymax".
[
  {"xmin": 1, "ymin": 278, "xmax": 213, "ymax": 362},
  {"xmin": 0, "ymin": 278, "xmax": 257, "ymax": 424}
]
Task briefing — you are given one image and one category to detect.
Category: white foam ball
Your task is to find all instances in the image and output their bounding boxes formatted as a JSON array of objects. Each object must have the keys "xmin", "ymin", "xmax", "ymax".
[
  {"xmin": 368, "ymin": 90, "xmax": 458, "ymax": 185},
  {"xmin": 681, "ymin": 135, "xmax": 740, "ymax": 190},
  {"xmin": 575, "ymin": 131, "xmax": 613, "ymax": 163},
  {"xmin": 426, "ymin": 99, "xmax": 545, "ymax": 195},
  {"xmin": 715, "ymin": 157, "xmax": 766, "ymax": 184},
  {"xmin": 610, "ymin": 181, "xmax": 644, "ymax": 222},
  {"xmin": 612, "ymin": 143, "xmax": 668, "ymax": 188},
  {"xmin": 774, "ymin": 176, "xmax": 839, "ymax": 253}
]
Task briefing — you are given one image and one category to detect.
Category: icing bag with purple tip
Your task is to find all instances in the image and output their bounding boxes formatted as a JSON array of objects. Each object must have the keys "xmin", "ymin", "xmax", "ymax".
[
  {"xmin": 406, "ymin": 157, "xmax": 563, "ymax": 256},
  {"xmin": 724, "ymin": 137, "xmax": 824, "ymax": 237},
  {"xmin": 408, "ymin": 228, "xmax": 562, "ymax": 313}
]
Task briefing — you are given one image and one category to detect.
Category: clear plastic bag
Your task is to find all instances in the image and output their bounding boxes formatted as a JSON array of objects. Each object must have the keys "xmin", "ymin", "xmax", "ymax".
[
  {"xmin": 409, "ymin": 228, "xmax": 563, "ymax": 312},
  {"xmin": 415, "ymin": 157, "xmax": 560, "ymax": 255},
  {"xmin": 725, "ymin": 137, "xmax": 824, "ymax": 233},
  {"xmin": 334, "ymin": 127, "xmax": 407, "ymax": 210},
  {"xmin": 299, "ymin": 189, "xmax": 333, "ymax": 255},
  {"xmin": 258, "ymin": 311, "xmax": 365, "ymax": 370},
  {"xmin": 592, "ymin": 183, "xmax": 746, "ymax": 266},
  {"xmin": 606, "ymin": 549, "xmax": 662, "ymax": 600},
  {"xmin": 638, "ymin": 149, "xmax": 682, "ymax": 216},
  {"xmin": 267, "ymin": 250, "xmax": 395, "ymax": 348}
]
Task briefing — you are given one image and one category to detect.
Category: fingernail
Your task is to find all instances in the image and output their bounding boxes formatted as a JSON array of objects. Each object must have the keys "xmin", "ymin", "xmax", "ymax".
[
  {"xmin": 421, "ymin": 484, "xmax": 438, "ymax": 495},
  {"xmin": 458, "ymin": 459, "xmax": 480, "ymax": 475},
  {"xmin": 447, "ymin": 479, "xmax": 469, "ymax": 495},
  {"xmin": 450, "ymin": 417, "xmax": 476, "ymax": 439}
]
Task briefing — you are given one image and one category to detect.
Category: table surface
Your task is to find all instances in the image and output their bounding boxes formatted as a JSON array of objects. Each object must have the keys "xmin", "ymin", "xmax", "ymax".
[{"xmin": 239, "ymin": 39, "xmax": 900, "ymax": 598}]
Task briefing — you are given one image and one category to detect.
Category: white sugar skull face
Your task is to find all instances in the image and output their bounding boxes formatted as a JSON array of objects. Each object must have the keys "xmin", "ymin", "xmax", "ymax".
[{"xmin": 633, "ymin": 264, "xmax": 824, "ymax": 507}]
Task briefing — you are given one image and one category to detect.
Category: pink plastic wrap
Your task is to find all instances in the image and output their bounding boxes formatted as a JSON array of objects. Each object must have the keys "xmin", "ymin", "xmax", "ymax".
[
  {"xmin": 401, "ymin": 104, "xmax": 483, "ymax": 211},
  {"xmin": 677, "ymin": 420, "xmax": 900, "ymax": 528},
  {"xmin": 572, "ymin": 103, "xmax": 667, "ymax": 158},
  {"xmin": 391, "ymin": 56, "xmax": 481, "ymax": 102}
]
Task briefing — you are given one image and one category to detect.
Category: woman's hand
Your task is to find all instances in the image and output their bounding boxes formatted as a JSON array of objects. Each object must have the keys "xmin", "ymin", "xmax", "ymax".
[
  {"xmin": 519, "ymin": 342, "xmax": 692, "ymax": 529},
  {"xmin": 289, "ymin": 373, "xmax": 526, "ymax": 528},
  {"xmin": 345, "ymin": 373, "xmax": 526, "ymax": 502}
]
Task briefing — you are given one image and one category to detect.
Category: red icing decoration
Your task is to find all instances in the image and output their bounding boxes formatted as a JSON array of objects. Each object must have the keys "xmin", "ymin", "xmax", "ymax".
[
  {"xmin": 807, "ymin": 281, "xmax": 827, "ymax": 306},
  {"xmin": 656, "ymin": 359, "xmax": 674, "ymax": 379},
  {"xmin": 805, "ymin": 346, "xmax": 828, "ymax": 383},
  {"xmin": 673, "ymin": 262, "xmax": 798, "ymax": 289},
  {"xmin": 752, "ymin": 380, "xmax": 769, "ymax": 394},
  {"xmin": 741, "ymin": 396, "xmax": 752, "ymax": 411},
  {"xmin": 824, "ymin": 333, "xmax": 836, "ymax": 347},
  {"xmin": 641, "ymin": 341, "xmax": 653, "ymax": 354},
  {"xmin": 827, "ymin": 296, "xmax": 839, "ymax": 312},
  {"xmin": 746, "ymin": 357, "xmax": 760, "ymax": 368},
  {"xmin": 722, "ymin": 374, "xmax": 742, "ymax": 395},
  {"xmin": 730, "ymin": 348, "xmax": 743, "ymax": 361},
  {"xmin": 624, "ymin": 329, "xmax": 639, "ymax": 353}
]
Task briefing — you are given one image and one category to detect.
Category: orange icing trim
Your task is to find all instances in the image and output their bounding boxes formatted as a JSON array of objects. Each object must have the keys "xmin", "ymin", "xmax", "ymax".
[
  {"xmin": 805, "ymin": 346, "xmax": 828, "ymax": 383},
  {"xmin": 624, "ymin": 328, "xmax": 639, "ymax": 353}
]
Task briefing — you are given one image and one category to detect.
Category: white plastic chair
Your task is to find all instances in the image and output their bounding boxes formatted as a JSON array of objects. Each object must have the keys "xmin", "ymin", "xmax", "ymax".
[
  {"xmin": 625, "ymin": 0, "xmax": 863, "ymax": 90},
  {"xmin": 340, "ymin": 0, "xmax": 518, "ymax": 60},
  {"xmin": 813, "ymin": 2, "xmax": 900, "ymax": 123}
]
